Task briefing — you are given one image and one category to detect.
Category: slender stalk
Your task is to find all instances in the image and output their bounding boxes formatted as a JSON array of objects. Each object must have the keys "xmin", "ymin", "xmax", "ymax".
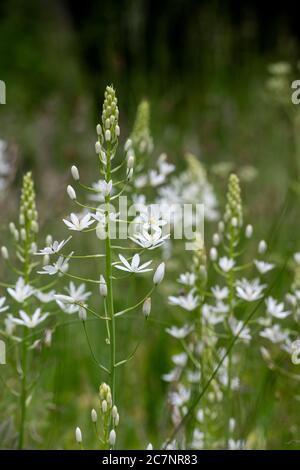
[
  {"xmin": 18, "ymin": 220, "xmax": 31, "ymax": 449},
  {"xmin": 105, "ymin": 148, "xmax": 116, "ymax": 405}
]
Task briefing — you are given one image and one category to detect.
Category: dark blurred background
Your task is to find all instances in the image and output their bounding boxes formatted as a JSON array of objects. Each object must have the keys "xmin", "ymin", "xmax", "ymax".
[{"xmin": 1, "ymin": 0, "xmax": 300, "ymax": 449}]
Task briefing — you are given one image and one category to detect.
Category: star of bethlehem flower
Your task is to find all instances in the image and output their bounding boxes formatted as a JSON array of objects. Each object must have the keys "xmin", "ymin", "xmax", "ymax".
[
  {"xmin": 35, "ymin": 236, "xmax": 72, "ymax": 255},
  {"xmin": 98, "ymin": 179, "xmax": 113, "ymax": 196},
  {"xmin": 236, "ymin": 278, "xmax": 266, "ymax": 302},
  {"xmin": 38, "ymin": 254, "xmax": 71, "ymax": 275},
  {"xmin": 11, "ymin": 308, "xmax": 49, "ymax": 329},
  {"xmin": 265, "ymin": 296, "xmax": 291, "ymax": 319},
  {"xmin": 63, "ymin": 213, "xmax": 95, "ymax": 231},
  {"xmin": 165, "ymin": 324, "xmax": 194, "ymax": 339},
  {"xmin": 137, "ymin": 204, "xmax": 168, "ymax": 232},
  {"xmin": 260, "ymin": 324, "xmax": 290, "ymax": 343},
  {"xmin": 168, "ymin": 289, "xmax": 200, "ymax": 311},
  {"xmin": 178, "ymin": 272, "xmax": 196, "ymax": 286},
  {"xmin": 211, "ymin": 285, "xmax": 229, "ymax": 300},
  {"xmin": 7, "ymin": 277, "xmax": 34, "ymax": 303},
  {"xmin": 219, "ymin": 256, "xmax": 235, "ymax": 272},
  {"xmin": 114, "ymin": 253, "xmax": 152, "ymax": 273},
  {"xmin": 0, "ymin": 296, "xmax": 9, "ymax": 314},
  {"xmin": 254, "ymin": 260, "xmax": 275, "ymax": 274},
  {"xmin": 229, "ymin": 318, "xmax": 252, "ymax": 342},
  {"xmin": 34, "ymin": 289, "xmax": 56, "ymax": 303},
  {"xmin": 130, "ymin": 227, "xmax": 169, "ymax": 250}
]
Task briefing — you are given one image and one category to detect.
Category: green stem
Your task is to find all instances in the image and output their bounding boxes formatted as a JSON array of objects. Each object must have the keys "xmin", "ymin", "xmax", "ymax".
[
  {"xmin": 105, "ymin": 149, "xmax": 116, "ymax": 406},
  {"xmin": 18, "ymin": 330, "xmax": 28, "ymax": 449}
]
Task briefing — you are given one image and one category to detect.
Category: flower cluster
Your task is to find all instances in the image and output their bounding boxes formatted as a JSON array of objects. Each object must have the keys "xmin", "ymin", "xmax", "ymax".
[{"xmin": 163, "ymin": 173, "xmax": 284, "ymax": 449}]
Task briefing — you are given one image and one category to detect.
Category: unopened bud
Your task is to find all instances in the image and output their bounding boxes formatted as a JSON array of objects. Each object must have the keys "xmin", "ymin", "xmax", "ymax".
[
  {"xmin": 99, "ymin": 275, "xmax": 107, "ymax": 297},
  {"xmin": 142, "ymin": 298, "xmax": 151, "ymax": 318},
  {"xmin": 71, "ymin": 165, "xmax": 80, "ymax": 181},
  {"xmin": 67, "ymin": 185, "xmax": 76, "ymax": 200},
  {"xmin": 91, "ymin": 408, "xmax": 98, "ymax": 423},
  {"xmin": 1, "ymin": 246, "xmax": 9, "ymax": 259}
]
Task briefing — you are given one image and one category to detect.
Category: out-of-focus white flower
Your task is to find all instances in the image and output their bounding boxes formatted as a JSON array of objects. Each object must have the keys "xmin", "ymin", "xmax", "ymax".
[
  {"xmin": 38, "ymin": 255, "xmax": 71, "ymax": 275},
  {"xmin": 169, "ymin": 384, "xmax": 191, "ymax": 407},
  {"xmin": 35, "ymin": 237, "xmax": 72, "ymax": 255},
  {"xmin": 211, "ymin": 285, "xmax": 229, "ymax": 300},
  {"xmin": 219, "ymin": 257, "xmax": 235, "ymax": 272},
  {"xmin": 7, "ymin": 277, "xmax": 34, "ymax": 303},
  {"xmin": 265, "ymin": 296, "xmax": 291, "ymax": 319},
  {"xmin": 291, "ymin": 340, "xmax": 300, "ymax": 365},
  {"xmin": 254, "ymin": 260, "xmax": 274, "ymax": 274},
  {"xmin": 294, "ymin": 253, "xmax": 300, "ymax": 265},
  {"xmin": 228, "ymin": 439, "xmax": 245, "ymax": 450},
  {"xmin": 153, "ymin": 262, "xmax": 165, "ymax": 285},
  {"xmin": 260, "ymin": 324, "xmax": 289, "ymax": 343},
  {"xmin": 5, "ymin": 314, "xmax": 16, "ymax": 336},
  {"xmin": 171, "ymin": 352, "xmax": 188, "ymax": 367},
  {"xmin": 168, "ymin": 290, "xmax": 200, "ymax": 311},
  {"xmin": 161, "ymin": 368, "xmax": 180, "ymax": 382},
  {"xmin": 115, "ymin": 254, "xmax": 152, "ymax": 273},
  {"xmin": 11, "ymin": 308, "xmax": 49, "ymax": 329},
  {"xmin": 236, "ymin": 278, "xmax": 266, "ymax": 302},
  {"xmin": 34, "ymin": 289, "xmax": 56, "ymax": 303},
  {"xmin": 137, "ymin": 205, "xmax": 168, "ymax": 232},
  {"xmin": 191, "ymin": 429, "xmax": 205, "ymax": 450},
  {"xmin": 178, "ymin": 272, "xmax": 196, "ymax": 286},
  {"xmin": 149, "ymin": 169, "xmax": 166, "ymax": 187},
  {"xmin": 157, "ymin": 153, "xmax": 175, "ymax": 176},
  {"xmin": 63, "ymin": 213, "xmax": 95, "ymax": 231},
  {"xmin": 229, "ymin": 318, "xmax": 251, "ymax": 342},
  {"xmin": 258, "ymin": 240, "xmax": 267, "ymax": 254},
  {"xmin": 146, "ymin": 443, "xmax": 153, "ymax": 450},
  {"xmin": 165, "ymin": 324, "xmax": 193, "ymax": 339},
  {"xmin": 99, "ymin": 180, "xmax": 113, "ymax": 196},
  {"xmin": 0, "ymin": 297, "xmax": 9, "ymax": 314}
]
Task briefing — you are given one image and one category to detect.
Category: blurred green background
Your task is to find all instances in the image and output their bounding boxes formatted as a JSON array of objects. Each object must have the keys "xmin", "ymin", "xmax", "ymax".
[{"xmin": 1, "ymin": 0, "xmax": 300, "ymax": 449}]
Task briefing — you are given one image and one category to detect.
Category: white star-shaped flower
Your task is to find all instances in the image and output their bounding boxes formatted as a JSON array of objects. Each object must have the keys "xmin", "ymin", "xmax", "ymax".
[
  {"xmin": 168, "ymin": 290, "xmax": 200, "ymax": 311},
  {"xmin": 38, "ymin": 255, "xmax": 71, "ymax": 275},
  {"xmin": 219, "ymin": 257, "xmax": 235, "ymax": 272},
  {"xmin": 265, "ymin": 296, "xmax": 291, "ymax": 319},
  {"xmin": 7, "ymin": 277, "xmax": 34, "ymax": 303},
  {"xmin": 211, "ymin": 285, "xmax": 229, "ymax": 300},
  {"xmin": 0, "ymin": 297, "xmax": 9, "ymax": 314},
  {"xmin": 254, "ymin": 260, "xmax": 275, "ymax": 274},
  {"xmin": 236, "ymin": 278, "xmax": 266, "ymax": 302},
  {"xmin": 130, "ymin": 228, "xmax": 169, "ymax": 250},
  {"xmin": 178, "ymin": 272, "xmax": 196, "ymax": 286},
  {"xmin": 114, "ymin": 254, "xmax": 153, "ymax": 273},
  {"xmin": 165, "ymin": 324, "xmax": 193, "ymax": 339},
  {"xmin": 63, "ymin": 213, "xmax": 95, "ymax": 231},
  {"xmin": 11, "ymin": 308, "xmax": 49, "ymax": 329},
  {"xmin": 35, "ymin": 236, "xmax": 72, "ymax": 255}
]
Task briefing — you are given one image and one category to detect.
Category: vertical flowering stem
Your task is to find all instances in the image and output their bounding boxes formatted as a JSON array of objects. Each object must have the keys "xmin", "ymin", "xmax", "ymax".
[
  {"xmin": 223, "ymin": 174, "xmax": 242, "ymax": 447},
  {"xmin": 105, "ymin": 147, "xmax": 116, "ymax": 405},
  {"xmin": 18, "ymin": 173, "xmax": 38, "ymax": 449}
]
